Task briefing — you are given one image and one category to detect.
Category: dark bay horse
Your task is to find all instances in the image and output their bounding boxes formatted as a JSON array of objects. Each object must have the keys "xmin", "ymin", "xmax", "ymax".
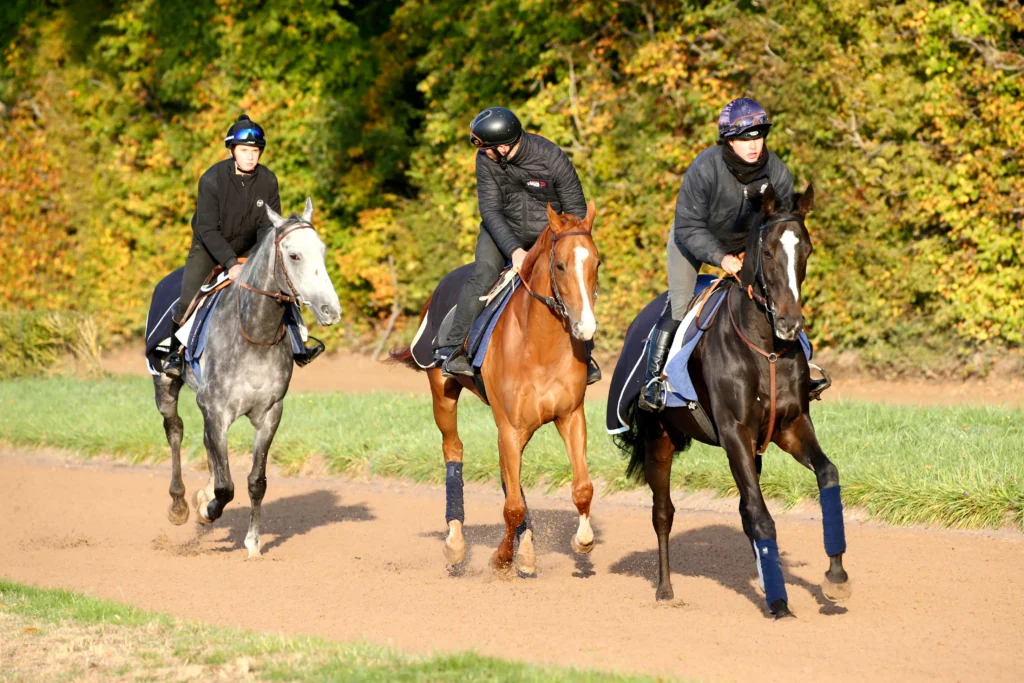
[
  {"xmin": 390, "ymin": 202, "xmax": 600, "ymax": 575},
  {"xmin": 614, "ymin": 185, "xmax": 851, "ymax": 617},
  {"xmin": 153, "ymin": 199, "xmax": 341, "ymax": 558}
]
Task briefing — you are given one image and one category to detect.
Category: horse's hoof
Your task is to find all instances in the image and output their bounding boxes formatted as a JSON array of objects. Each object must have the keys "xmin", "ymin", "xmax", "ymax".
[
  {"xmin": 770, "ymin": 599, "xmax": 795, "ymax": 620},
  {"xmin": 167, "ymin": 499, "xmax": 190, "ymax": 525},
  {"xmin": 656, "ymin": 585, "xmax": 675, "ymax": 601},
  {"xmin": 246, "ymin": 546, "xmax": 262, "ymax": 560},
  {"xmin": 514, "ymin": 530, "xmax": 537, "ymax": 577},
  {"xmin": 570, "ymin": 534, "xmax": 594, "ymax": 556},
  {"xmin": 491, "ymin": 551, "xmax": 515, "ymax": 579},
  {"xmin": 822, "ymin": 575, "xmax": 853, "ymax": 602},
  {"xmin": 443, "ymin": 521, "xmax": 466, "ymax": 566},
  {"xmin": 193, "ymin": 490, "xmax": 213, "ymax": 525}
]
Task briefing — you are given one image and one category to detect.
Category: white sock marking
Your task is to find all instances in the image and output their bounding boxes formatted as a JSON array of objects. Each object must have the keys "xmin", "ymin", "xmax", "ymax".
[{"xmin": 780, "ymin": 230, "xmax": 801, "ymax": 301}]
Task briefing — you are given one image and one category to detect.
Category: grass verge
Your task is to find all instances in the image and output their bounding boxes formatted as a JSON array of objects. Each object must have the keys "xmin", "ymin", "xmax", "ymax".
[
  {"xmin": 0, "ymin": 579, "xmax": 662, "ymax": 682},
  {"xmin": 1, "ymin": 376, "xmax": 1022, "ymax": 530}
]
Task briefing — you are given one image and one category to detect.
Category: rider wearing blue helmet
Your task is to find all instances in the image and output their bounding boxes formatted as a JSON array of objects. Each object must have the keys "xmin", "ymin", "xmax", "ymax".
[
  {"xmin": 164, "ymin": 114, "xmax": 281, "ymax": 377},
  {"xmin": 639, "ymin": 98, "xmax": 826, "ymax": 411}
]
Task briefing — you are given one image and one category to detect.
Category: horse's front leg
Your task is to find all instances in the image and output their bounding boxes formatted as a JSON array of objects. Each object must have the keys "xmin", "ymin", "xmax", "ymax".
[
  {"xmin": 776, "ymin": 413, "xmax": 851, "ymax": 601},
  {"xmin": 154, "ymin": 375, "xmax": 189, "ymax": 525},
  {"xmin": 722, "ymin": 425, "xmax": 792, "ymax": 618},
  {"xmin": 554, "ymin": 406, "xmax": 595, "ymax": 555},
  {"xmin": 244, "ymin": 400, "xmax": 283, "ymax": 559},
  {"xmin": 195, "ymin": 407, "xmax": 234, "ymax": 524},
  {"xmin": 492, "ymin": 421, "xmax": 528, "ymax": 574}
]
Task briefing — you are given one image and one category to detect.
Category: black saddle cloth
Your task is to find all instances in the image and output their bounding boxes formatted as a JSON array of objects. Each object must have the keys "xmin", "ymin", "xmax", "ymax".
[{"xmin": 144, "ymin": 267, "xmax": 184, "ymax": 371}]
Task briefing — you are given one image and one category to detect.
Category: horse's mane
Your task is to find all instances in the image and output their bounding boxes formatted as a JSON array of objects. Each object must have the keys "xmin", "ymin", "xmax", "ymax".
[{"xmin": 517, "ymin": 224, "xmax": 556, "ymax": 284}]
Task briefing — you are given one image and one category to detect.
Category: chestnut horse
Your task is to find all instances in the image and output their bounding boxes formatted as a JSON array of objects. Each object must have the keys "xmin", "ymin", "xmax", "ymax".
[{"xmin": 390, "ymin": 202, "xmax": 600, "ymax": 575}]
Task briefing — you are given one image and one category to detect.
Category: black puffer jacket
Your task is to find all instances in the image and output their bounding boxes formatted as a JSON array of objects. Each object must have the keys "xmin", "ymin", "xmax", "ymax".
[
  {"xmin": 672, "ymin": 145, "xmax": 793, "ymax": 266},
  {"xmin": 475, "ymin": 132, "xmax": 587, "ymax": 258},
  {"xmin": 191, "ymin": 159, "xmax": 282, "ymax": 269}
]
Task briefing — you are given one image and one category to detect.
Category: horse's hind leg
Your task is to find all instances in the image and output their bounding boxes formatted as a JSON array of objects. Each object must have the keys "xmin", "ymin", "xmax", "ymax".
[
  {"xmin": 723, "ymin": 426, "xmax": 792, "ymax": 618},
  {"xmin": 644, "ymin": 424, "xmax": 677, "ymax": 601},
  {"xmin": 776, "ymin": 414, "xmax": 851, "ymax": 601},
  {"xmin": 428, "ymin": 368, "xmax": 467, "ymax": 565},
  {"xmin": 195, "ymin": 408, "xmax": 234, "ymax": 524},
  {"xmin": 243, "ymin": 400, "xmax": 283, "ymax": 559},
  {"xmin": 154, "ymin": 375, "xmax": 189, "ymax": 525},
  {"xmin": 554, "ymin": 406, "xmax": 595, "ymax": 556}
]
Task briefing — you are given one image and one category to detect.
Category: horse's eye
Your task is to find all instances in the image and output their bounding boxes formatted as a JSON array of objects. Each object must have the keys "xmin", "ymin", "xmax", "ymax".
[
  {"xmin": 289, "ymin": 253, "xmax": 301, "ymax": 261},
  {"xmin": 555, "ymin": 263, "xmax": 566, "ymax": 272},
  {"xmin": 762, "ymin": 249, "xmax": 773, "ymax": 260}
]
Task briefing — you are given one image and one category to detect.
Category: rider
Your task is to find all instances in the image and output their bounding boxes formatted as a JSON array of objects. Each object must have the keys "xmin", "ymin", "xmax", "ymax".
[
  {"xmin": 435, "ymin": 106, "xmax": 601, "ymax": 384},
  {"xmin": 639, "ymin": 97, "xmax": 827, "ymax": 411},
  {"xmin": 164, "ymin": 114, "xmax": 282, "ymax": 377}
]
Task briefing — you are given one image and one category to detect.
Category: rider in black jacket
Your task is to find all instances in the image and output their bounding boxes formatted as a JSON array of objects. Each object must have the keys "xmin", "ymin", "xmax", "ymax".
[
  {"xmin": 435, "ymin": 107, "xmax": 600, "ymax": 383},
  {"xmin": 164, "ymin": 115, "xmax": 281, "ymax": 377},
  {"xmin": 639, "ymin": 98, "xmax": 826, "ymax": 411}
]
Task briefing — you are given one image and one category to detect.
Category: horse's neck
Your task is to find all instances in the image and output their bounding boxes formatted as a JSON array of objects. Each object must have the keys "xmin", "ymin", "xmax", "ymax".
[{"xmin": 238, "ymin": 237, "xmax": 286, "ymax": 334}]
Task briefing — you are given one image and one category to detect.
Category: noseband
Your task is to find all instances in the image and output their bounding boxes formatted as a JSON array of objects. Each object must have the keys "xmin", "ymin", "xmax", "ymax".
[
  {"xmin": 520, "ymin": 230, "xmax": 594, "ymax": 320},
  {"xmin": 237, "ymin": 222, "xmax": 318, "ymax": 346}
]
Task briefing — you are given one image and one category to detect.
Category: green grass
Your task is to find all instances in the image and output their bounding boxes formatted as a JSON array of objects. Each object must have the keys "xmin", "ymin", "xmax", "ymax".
[
  {"xmin": 1, "ymin": 376, "xmax": 1022, "ymax": 530},
  {"xmin": 0, "ymin": 579, "xmax": 661, "ymax": 681}
]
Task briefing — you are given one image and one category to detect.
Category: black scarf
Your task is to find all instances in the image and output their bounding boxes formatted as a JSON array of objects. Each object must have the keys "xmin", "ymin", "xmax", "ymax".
[{"xmin": 721, "ymin": 141, "xmax": 768, "ymax": 184}]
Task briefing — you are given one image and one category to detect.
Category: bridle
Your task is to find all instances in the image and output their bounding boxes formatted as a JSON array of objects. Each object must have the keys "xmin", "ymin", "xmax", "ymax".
[
  {"xmin": 519, "ymin": 230, "xmax": 595, "ymax": 321},
  {"xmin": 749, "ymin": 214, "xmax": 802, "ymax": 331},
  {"xmin": 237, "ymin": 222, "xmax": 317, "ymax": 346}
]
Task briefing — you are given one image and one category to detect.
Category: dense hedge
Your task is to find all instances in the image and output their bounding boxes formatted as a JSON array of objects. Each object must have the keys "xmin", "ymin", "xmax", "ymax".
[{"xmin": 1, "ymin": 1, "xmax": 1021, "ymax": 374}]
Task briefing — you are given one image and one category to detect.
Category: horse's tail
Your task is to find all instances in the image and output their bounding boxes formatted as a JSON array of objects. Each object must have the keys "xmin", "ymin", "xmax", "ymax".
[
  {"xmin": 613, "ymin": 400, "xmax": 691, "ymax": 484},
  {"xmin": 613, "ymin": 401, "xmax": 651, "ymax": 484},
  {"xmin": 385, "ymin": 292, "xmax": 433, "ymax": 371}
]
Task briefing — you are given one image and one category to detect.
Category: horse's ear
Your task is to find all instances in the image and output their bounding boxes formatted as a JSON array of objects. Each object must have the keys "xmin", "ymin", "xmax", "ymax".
[
  {"xmin": 546, "ymin": 202, "xmax": 564, "ymax": 232},
  {"xmin": 761, "ymin": 183, "xmax": 777, "ymax": 215},
  {"xmin": 796, "ymin": 183, "xmax": 815, "ymax": 215},
  {"xmin": 265, "ymin": 205, "xmax": 287, "ymax": 229},
  {"xmin": 302, "ymin": 197, "xmax": 314, "ymax": 223},
  {"xmin": 582, "ymin": 199, "xmax": 597, "ymax": 233}
]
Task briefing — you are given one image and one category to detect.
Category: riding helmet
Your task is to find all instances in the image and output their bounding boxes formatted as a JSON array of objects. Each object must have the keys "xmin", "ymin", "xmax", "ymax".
[
  {"xmin": 718, "ymin": 98, "xmax": 772, "ymax": 140},
  {"xmin": 469, "ymin": 107, "xmax": 522, "ymax": 148},
  {"xmin": 224, "ymin": 114, "xmax": 267, "ymax": 150}
]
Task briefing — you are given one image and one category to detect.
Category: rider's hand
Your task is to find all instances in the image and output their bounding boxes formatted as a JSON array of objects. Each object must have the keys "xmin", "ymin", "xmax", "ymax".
[
  {"xmin": 510, "ymin": 248, "xmax": 528, "ymax": 273},
  {"xmin": 227, "ymin": 264, "xmax": 243, "ymax": 281},
  {"xmin": 720, "ymin": 255, "xmax": 742, "ymax": 276}
]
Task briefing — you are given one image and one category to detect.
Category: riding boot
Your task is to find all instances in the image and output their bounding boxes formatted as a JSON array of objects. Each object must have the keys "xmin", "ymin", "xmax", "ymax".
[
  {"xmin": 164, "ymin": 320, "xmax": 184, "ymax": 378},
  {"xmin": 437, "ymin": 345, "xmax": 474, "ymax": 378},
  {"xmin": 638, "ymin": 313, "xmax": 680, "ymax": 412},
  {"xmin": 585, "ymin": 340, "xmax": 601, "ymax": 385}
]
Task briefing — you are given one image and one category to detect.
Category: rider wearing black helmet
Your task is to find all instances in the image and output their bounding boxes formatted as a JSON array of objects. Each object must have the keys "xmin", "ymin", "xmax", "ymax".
[
  {"xmin": 638, "ymin": 97, "xmax": 827, "ymax": 411},
  {"xmin": 435, "ymin": 107, "xmax": 601, "ymax": 383},
  {"xmin": 164, "ymin": 114, "xmax": 281, "ymax": 377}
]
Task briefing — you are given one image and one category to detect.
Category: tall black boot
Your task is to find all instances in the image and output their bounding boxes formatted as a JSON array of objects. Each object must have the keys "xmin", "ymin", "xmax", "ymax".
[
  {"xmin": 164, "ymin": 320, "xmax": 184, "ymax": 378},
  {"xmin": 585, "ymin": 340, "xmax": 601, "ymax": 385},
  {"xmin": 638, "ymin": 312, "xmax": 680, "ymax": 412}
]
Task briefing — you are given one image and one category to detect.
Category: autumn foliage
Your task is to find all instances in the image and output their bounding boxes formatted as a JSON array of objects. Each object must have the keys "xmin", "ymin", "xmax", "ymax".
[{"xmin": 1, "ymin": 1, "xmax": 1021, "ymax": 374}]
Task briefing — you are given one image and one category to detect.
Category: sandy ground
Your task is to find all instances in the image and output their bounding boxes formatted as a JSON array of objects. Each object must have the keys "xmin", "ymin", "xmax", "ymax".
[
  {"xmin": 101, "ymin": 345, "xmax": 1024, "ymax": 408},
  {"xmin": 2, "ymin": 449, "xmax": 1022, "ymax": 682}
]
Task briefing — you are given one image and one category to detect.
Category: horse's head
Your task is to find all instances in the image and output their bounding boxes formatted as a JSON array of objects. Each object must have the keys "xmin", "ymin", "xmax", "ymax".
[
  {"xmin": 265, "ymin": 198, "xmax": 342, "ymax": 326},
  {"xmin": 743, "ymin": 184, "xmax": 815, "ymax": 341},
  {"xmin": 544, "ymin": 200, "xmax": 600, "ymax": 341}
]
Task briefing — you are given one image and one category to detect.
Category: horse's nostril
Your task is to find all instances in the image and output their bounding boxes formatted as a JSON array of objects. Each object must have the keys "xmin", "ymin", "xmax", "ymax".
[{"xmin": 320, "ymin": 304, "xmax": 330, "ymax": 315}]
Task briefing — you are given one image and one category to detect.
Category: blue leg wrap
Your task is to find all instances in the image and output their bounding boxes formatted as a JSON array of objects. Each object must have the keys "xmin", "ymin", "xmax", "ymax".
[
  {"xmin": 445, "ymin": 462, "xmax": 465, "ymax": 524},
  {"xmin": 820, "ymin": 485, "xmax": 847, "ymax": 557},
  {"xmin": 754, "ymin": 539, "xmax": 788, "ymax": 608}
]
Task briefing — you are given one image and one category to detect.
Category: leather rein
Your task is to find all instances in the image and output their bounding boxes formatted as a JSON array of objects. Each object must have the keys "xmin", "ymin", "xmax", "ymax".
[
  {"xmin": 237, "ymin": 222, "xmax": 316, "ymax": 346},
  {"xmin": 518, "ymin": 230, "xmax": 594, "ymax": 321}
]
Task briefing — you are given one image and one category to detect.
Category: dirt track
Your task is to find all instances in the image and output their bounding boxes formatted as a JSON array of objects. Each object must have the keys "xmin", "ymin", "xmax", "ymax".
[{"xmin": 3, "ymin": 450, "xmax": 1022, "ymax": 682}]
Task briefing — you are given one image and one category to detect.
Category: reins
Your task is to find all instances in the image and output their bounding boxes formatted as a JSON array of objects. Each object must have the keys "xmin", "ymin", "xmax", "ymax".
[
  {"xmin": 518, "ymin": 230, "xmax": 593, "ymax": 321},
  {"xmin": 237, "ymin": 222, "xmax": 316, "ymax": 346}
]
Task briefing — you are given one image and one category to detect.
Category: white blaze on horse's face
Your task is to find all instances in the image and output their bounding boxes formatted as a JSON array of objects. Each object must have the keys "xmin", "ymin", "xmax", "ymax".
[
  {"xmin": 780, "ymin": 230, "xmax": 801, "ymax": 302},
  {"xmin": 573, "ymin": 246, "xmax": 597, "ymax": 341}
]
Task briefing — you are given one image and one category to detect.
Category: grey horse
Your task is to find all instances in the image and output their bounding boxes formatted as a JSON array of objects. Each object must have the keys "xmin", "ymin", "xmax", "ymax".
[{"xmin": 154, "ymin": 198, "xmax": 341, "ymax": 558}]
